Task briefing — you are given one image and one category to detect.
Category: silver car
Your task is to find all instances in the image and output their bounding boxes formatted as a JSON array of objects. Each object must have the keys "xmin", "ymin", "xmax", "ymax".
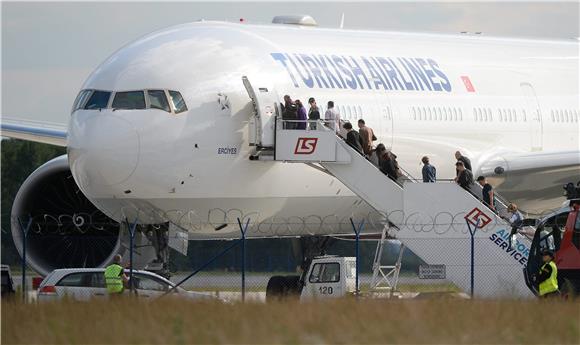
[{"xmin": 37, "ymin": 268, "xmax": 216, "ymax": 302}]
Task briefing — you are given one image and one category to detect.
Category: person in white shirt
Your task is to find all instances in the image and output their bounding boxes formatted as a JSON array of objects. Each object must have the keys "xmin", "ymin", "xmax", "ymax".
[
  {"xmin": 324, "ymin": 101, "xmax": 340, "ymax": 133},
  {"xmin": 505, "ymin": 203, "xmax": 523, "ymax": 250}
]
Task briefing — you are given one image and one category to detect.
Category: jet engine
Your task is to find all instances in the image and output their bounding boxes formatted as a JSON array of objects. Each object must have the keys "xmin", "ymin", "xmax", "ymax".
[{"xmin": 10, "ymin": 155, "xmax": 124, "ymax": 276}]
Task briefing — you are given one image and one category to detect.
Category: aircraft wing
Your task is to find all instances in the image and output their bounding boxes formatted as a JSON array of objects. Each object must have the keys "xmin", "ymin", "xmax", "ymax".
[
  {"xmin": 479, "ymin": 150, "xmax": 580, "ymax": 211},
  {"xmin": 1, "ymin": 118, "xmax": 67, "ymax": 147},
  {"xmin": 479, "ymin": 150, "xmax": 580, "ymax": 176}
]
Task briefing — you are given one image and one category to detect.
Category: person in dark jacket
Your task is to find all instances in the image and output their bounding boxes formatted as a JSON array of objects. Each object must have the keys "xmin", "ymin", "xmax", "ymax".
[
  {"xmin": 391, "ymin": 152, "xmax": 402, "ymax": 179},
  {"xmin": 343, "ymin": 122, "xmax": 363, "ymax": 154},
  {"xmin": 456, "ymin": 161, "xmax": 474, "ymax": 190},
  {"xmin": 295, "ymin": 99, "xmax": 307, "ymax": 130},
  {"xmin": 421, "ymin": 156, "xmax": 436, "ymax": 182},
  {"xmin": 455, "ymin": 151, "xmax": 472, "ymax": 175},
  {"xmin": 307, "ymin": 97, "xmax": 320, "ymax": 130},
  {"xmin": 477, "ymin": 176, "xmax": 495, "ymax": 210},
  {"xmin": 369, "ymin": 143, "xmax": 386, "ymax": 167},
  {"xmin": 282, "ymin": 95, "xmax": 297, "ymax": 129},
  {"xmin": 380, "ymin": 151, "xmax": 398, "ymax": 181}
]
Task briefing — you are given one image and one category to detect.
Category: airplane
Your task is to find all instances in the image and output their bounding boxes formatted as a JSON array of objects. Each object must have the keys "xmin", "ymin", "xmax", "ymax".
[{"xmin": 2, "ymin": 16, "xmax": 579, "ymax": 286}]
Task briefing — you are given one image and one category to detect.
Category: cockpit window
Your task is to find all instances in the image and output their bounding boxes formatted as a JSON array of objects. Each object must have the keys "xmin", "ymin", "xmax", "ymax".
[
  {"xmin": 84, "ymin": 91, "xmax": 111, "ymax": 110},
  {"xmin": 72, "ymin": 90, "xmax": 93, "ymax": 112},
  {"xmin": 168, "ymin": 90, "xmax": 188, "ymax": 114},
  {"xmin": 113, "ymin": 91, "xmax": 146, "ymax": 110},
  {"xmin": 147, "ymin": 90, "xmax": 170, "ymax": 112}
]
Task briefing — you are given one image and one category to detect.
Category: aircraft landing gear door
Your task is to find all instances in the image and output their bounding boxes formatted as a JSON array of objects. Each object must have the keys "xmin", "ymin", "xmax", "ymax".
[
  {"xmin": 242, "ymin": 76, "xmax": 280, "ymax": 149},
  {"xmin": 520, "ymin": 82, "xmax": 543, "ymax": 151}
]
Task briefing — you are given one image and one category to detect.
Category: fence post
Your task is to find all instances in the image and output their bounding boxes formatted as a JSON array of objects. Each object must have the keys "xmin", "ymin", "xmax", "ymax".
[
  {"xmin": 17, "ymin": 216, "xmax": 32, "ymax": 303},
  {"xmin": 161, "ymin": 239, "xmax": 241, "ymax": 298},
  {"xmin": 350, "ymin": 218, "xmax": 365, "ymax": 297},
  {"xmin": 466, "ymin": 219, "xmax": 481, "ymax": 298},
  {"xmin": 237, "ymin": 218, "xmax": 250, "ymax": 302},
  {"xmin": 125, "ymin": 218, "xmax": 138, "ymax": 294}
]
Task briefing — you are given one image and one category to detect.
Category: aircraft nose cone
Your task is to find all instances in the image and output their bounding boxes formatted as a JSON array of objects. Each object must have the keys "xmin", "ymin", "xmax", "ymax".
[{"xmin": 68, "ymin": 113, "xmax": 139, "ymax": 189}]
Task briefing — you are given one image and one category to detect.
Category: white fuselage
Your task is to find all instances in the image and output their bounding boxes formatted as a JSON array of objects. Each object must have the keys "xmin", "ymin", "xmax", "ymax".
[{"xmin": 67, "ymin": 21, "xmax": 579, "ymax": 239}]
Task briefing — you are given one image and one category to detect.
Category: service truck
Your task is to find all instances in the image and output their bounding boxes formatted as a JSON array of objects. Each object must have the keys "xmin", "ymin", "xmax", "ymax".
[{"xmin": 266, "ymin": 256, "xmax": 357, "ymax": 301}]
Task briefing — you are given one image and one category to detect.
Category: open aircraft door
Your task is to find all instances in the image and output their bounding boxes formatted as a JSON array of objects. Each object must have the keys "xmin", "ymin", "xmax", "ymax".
[{"xmin": 242, "ymin": 76, "xmax": 281, "ymax": 149}]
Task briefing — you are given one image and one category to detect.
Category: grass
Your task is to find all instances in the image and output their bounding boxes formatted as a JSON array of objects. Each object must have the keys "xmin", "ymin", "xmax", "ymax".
[{"xmin": 2, "ymin": 297, "xmax": 578, "ymax": 344}]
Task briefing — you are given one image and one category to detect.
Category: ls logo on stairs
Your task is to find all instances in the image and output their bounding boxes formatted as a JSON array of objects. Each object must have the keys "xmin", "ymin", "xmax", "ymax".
[
  {"xmin": 295, "ymin": 138, "xmax": 318, "ymax": 154},
  {"xmin": 465, "ymin": 207, "xmax": 492, "ymax": 229}
]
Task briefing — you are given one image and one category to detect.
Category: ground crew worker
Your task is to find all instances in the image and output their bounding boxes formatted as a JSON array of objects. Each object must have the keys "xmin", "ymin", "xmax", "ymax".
[
  {"xmin": 104, "ymin": 254, "xmax": 128, "ymax": 297},
  {"xmin": 535, "ymin": 249, "xmax": 559, "ymax": 298}
]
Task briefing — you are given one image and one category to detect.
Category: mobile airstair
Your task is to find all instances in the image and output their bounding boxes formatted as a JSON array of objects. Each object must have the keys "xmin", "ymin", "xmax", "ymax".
[{"xmin": 243, "ymin": 77, "xmax": 534, "ymax": 298}]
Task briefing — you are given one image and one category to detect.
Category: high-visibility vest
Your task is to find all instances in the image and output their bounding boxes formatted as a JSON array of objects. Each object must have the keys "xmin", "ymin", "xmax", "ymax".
[
  {"xmin": 539, "ymin": 261, "xmax": 558, "ymax": 296},
  {"xmin": 104, "ymin": 264, "xmax": 124, "ymax": 294}
]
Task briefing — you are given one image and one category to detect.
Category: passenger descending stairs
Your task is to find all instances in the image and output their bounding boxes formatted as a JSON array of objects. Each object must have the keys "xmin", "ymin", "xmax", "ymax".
[
  {"xmin": 242, "ymin": 75, "xmax": 533, "ymax": 297},
  {"xmin": 268, "ymin": 123, "xmax": 534, "ymax": 298}
]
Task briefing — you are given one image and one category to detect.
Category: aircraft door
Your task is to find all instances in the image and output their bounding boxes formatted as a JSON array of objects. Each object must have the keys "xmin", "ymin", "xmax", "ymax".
[
  {"xmin": 242, "ymin": 76, "xmax": 280, "ymax": 148},
  {"xmin": 376, "ymin": 94, "xmax": 394, "ymax": 149},
  {"xmin": 520, "ymin": 83, "xmax": 543, "ymax": 151}
]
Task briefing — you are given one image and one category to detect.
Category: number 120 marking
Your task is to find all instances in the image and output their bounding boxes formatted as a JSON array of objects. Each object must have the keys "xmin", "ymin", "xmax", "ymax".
[{"xmin": 319, "ymin": 286, "xmax": 333, "ymax": 295}]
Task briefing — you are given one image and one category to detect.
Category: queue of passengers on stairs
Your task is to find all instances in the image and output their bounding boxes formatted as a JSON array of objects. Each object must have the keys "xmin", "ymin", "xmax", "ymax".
[{"xmin": 279, "ymin": 95, "xmax": 522, "ymax": 226}]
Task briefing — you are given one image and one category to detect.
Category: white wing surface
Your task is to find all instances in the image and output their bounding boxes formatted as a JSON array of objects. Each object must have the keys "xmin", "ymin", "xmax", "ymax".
[{"xmin": 1, "ymin": 117, "xmax": 67, "ymax": 146}]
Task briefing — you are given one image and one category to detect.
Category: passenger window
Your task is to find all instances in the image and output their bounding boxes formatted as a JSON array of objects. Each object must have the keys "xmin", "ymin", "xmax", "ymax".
[
  {"xmin": 309, "ymin": 263, "xmax": 340, "ymax": 283},
  {"xmin": 147, "ymin": 90, "xmax": 170, "ymax": 112},
  {"xmin": 113, "ymin": 91, "xmax": 146, "ymax": 110},
  {"xmin": 91, "ymin": 273, "xmax": 106, "ymax": 288},
  {"xmin": 73, "ymin": 90, "xmax": 92, "ymax": 111},
  {"xmin": 134, "ymin": 275, "xmax": 168, "ymax": 292},
  {"xmin": 168, "ymin": 91, "xmax": 188, "ymax": 114},
  {"xmin": 57, "ymin": 273, "xmax": 93, "ymax": 287},
  {"xmin": 84, "ymin": 91, "xmax": 111, "ymax": 110}
]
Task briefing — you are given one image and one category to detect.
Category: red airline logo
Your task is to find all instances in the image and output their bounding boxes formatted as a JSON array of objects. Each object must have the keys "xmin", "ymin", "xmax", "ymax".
[
  {"xmin": 464, "ymin": 207, "xmax": 492, "ymax": 229},
  {"xmin": 461, "ymin": 76, "xmax": 476, "ymax": 93},
  {"xmin": 294, "ymin": 137, "xmax": 318, "ymax": 154}
]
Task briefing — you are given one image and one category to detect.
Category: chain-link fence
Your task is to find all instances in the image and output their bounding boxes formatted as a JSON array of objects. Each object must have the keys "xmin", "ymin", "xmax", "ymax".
[{"xmin": 5, "ymin": 212, "xmax": 544, "ymax": 304}]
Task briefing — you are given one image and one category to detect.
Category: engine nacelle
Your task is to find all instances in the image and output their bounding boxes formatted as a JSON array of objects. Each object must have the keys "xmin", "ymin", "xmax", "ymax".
[{"xmin": 11, "ymin": 155, "xmax": 125, "ymax": 276}]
